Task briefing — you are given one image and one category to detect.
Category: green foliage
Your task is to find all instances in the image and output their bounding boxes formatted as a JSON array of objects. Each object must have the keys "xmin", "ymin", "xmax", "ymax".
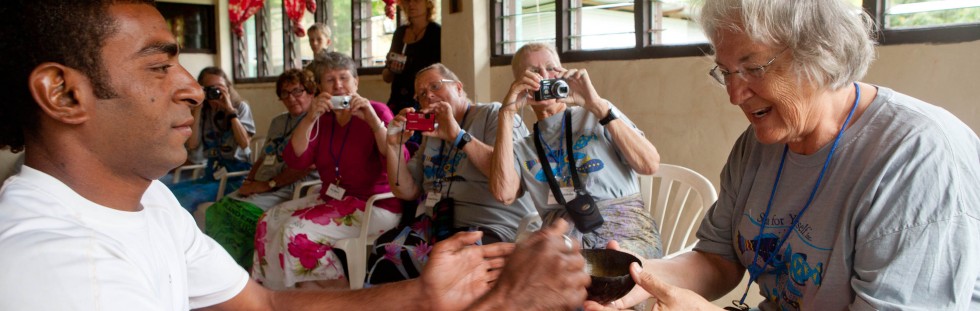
[{"xmin": 887, "ymin": 1, "xmax": 980, "ymax": 28}]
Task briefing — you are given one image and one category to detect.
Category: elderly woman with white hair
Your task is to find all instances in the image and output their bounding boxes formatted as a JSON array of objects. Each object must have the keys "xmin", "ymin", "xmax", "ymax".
[
  {"xmin": 585, "ymin": 0, "xmax": 980, "ymax": 310},
  {"xmin": 490, "ymin": 42, "xmax": 664, "ymax": 260}
]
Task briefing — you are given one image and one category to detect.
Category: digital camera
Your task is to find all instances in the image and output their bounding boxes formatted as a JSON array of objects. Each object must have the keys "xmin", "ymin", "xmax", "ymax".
[
  {"xmin": 405, "ymin": 112, "xmax": 436, "ymax": 132},
  {"xmin": 204, "ymin": 86, "xmax": 223, "ymax": 101},
  {"xmin": 386, "ymin": 52, "xmax": 408, "ymax": 73},
  {"xmin": 564, "ymin": 190, "xmax": 604, "ymax": 233},
  {"xmin": 534, "ymin": 78, "xmax": 570, "ymax": 101},
  {"xmin": 330, "ymin": 95, "xmax": 351, "ymax": 110}
]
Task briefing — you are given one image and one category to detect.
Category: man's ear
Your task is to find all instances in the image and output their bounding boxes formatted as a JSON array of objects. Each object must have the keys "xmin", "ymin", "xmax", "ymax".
[{"xmin": 28, "ymin": 63, "xmax": 95, "ymax": 125}]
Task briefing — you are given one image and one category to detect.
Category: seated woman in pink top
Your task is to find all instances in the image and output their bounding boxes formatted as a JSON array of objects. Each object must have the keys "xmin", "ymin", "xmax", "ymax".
[{"xmin": 253, "ymin": 52, "xmax": 407, "ymax": 290}]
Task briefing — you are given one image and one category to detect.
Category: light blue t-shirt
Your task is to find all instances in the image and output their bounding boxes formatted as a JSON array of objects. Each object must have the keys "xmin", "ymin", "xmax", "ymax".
[
  {"xmin": 514, "ymin": 104, "xmax": 644, "ymax": 212},
  {"xmin": 408, "ymin": 102, "xmax": 535, "ymax": 241},
  {"xmin": 696, "ymin": 86, "xmax": 980, "ymax": 310}
]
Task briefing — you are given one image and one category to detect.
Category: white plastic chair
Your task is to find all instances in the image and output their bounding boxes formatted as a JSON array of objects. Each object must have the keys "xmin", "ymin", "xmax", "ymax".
[
  {"xmin": 334, "ymin": 192, "xmax": 396, "ymax": 289},
  {"xmin": 172, "ymin": 163, "xmax": 206, "ymax": 184},
  {"xmin": 638, "ymin": 164, "xmax": 718, "ymax": 259},
  {"xmin": 249, "ymin": 136, "xmax": 266, "ymax": 163},
  {"xmin": 292, "ymin": 180, "xmax": 323, "ymax": 200}
]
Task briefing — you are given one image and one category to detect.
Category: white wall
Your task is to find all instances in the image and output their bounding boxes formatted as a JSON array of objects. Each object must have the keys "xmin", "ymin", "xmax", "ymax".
[{"xmin": 487, "ymin": 40, "xmax": 980, "ymax": 190}]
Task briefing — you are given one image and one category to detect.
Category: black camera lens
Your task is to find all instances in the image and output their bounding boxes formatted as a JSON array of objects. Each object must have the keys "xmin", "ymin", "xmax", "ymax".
[
  {"xmin": 534, "ymin": 78, "xmax": 570, "ymax": 101},
  {"xmin": 204, "ymin": 86, "xmax": 222, "ymax": 101}
]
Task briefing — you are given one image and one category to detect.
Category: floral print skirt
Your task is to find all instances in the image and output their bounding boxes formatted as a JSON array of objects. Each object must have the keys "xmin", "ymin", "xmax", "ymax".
[{"xmin": 252, "ymin": 194, "xmax": 400, "ymax": 289}]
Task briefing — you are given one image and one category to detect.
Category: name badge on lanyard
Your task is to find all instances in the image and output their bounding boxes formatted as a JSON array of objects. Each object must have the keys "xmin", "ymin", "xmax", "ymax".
[
  {"xmin": 424, "ymin": 191, "xmax": 442, "ymax": 208},
  {"xmin": 547, "ymin": 186, "xmax": 576, "ymax": 205},
  {"xmin": 326, "ymin": 183, "xmax": 346, "ymax": 200},
  {"xmin": 263, "ymin": 155, "xmax": 277, "ymax": 166}
]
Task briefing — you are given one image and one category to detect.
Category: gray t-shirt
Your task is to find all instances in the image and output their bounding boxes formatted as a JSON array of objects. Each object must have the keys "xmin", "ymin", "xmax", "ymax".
[
  {"xmin": 408, "ymin": 102, "xmax": 535, "ymax": 241},
  {"xmin": 695, "ymin": 86, "xmax": 980, "ymax": 310},
  {"xmin": 227, "ymin": 112, "xmax": 319, "ymax": 210},
  {"xmin": 193, "ymin": 101, "xmax": 257, "ymax": 164},
  {"xmin": 514, "ymin": 104, "xmax": 644, "ymax": 211}
]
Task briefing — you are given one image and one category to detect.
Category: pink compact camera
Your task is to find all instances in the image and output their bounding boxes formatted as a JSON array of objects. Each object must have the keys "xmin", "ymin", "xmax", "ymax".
[{"xmin": 405, "ymin": 112, "xmax": 436, "ymax": 132}]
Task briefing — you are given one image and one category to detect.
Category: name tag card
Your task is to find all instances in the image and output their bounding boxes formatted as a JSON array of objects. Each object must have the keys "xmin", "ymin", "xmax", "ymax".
[
  {"xmin": 424, "ymin": 191, "xmax": 443, "ymax": 208},
  {"xmin": 547, "ymin": 187, "xmax": 576, "ymax": 205},
  {"xmin": 326, "ymin": 183, "xmax": 346, "ymax": 200}
]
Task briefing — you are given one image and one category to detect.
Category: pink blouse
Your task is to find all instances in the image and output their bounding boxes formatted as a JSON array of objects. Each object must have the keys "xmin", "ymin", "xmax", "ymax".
[{"xmin": 284, "ymin": 100, "xmax": 407, "ymax": 213}]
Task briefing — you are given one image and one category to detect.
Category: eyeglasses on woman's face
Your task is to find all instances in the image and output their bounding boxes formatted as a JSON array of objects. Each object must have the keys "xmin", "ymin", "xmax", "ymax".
[
  {"xmin": 414, "ymin": 79, "xmax": 455, "ymax": 102},
  {"xmin": 709, "ymin": 48, "xmax": 788, "ymax": 86},
  {"xmin": 279, "ymin": 87, "xmax": 306, "ymax": 100}
]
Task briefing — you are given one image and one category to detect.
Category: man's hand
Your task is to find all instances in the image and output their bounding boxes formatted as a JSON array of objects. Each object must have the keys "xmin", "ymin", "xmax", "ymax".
[
  {"xmin": 474, "ymin": 220, "xmax": 591, "ymax": 310},
  {"xmin": 421, "ymin": 231, "xmax": 514, "ymax": 311},
  {"xmin": 386, "ymin": 108, "xmax": 415, "ymax": 147},
  {"xmin": 420, "ymin": 101, "xmax": 460, "ymax": 142}
]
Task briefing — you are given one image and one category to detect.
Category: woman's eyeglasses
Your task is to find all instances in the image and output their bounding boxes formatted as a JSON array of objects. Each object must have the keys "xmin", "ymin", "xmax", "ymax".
[
  {"xmin": 414, "ymin": 79, "xmax": 455, "ymax": 101},
  {"xmin": 708, "ymin": 48, "xmax": 788, "ymax": 86},
  {"xmin": 279, "ymin": 88, "xmax": 306, "ymax": 100}
]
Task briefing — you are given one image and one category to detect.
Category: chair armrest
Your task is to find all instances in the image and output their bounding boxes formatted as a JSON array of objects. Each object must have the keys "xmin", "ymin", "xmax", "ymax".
[
  {"xmin": 292, "ymin": 180, "xmax": 324, "ymax": 200},
  {"xmin": 172, "ymin": 164, "xmax": 206, "ymax": 184},
  {"xmin": 215, "ymin": 170, "xmax": 250, "ymax": 201},
  {"xmin": 360, "ymin": 192, "xmax": 396, "ymax": 241}
]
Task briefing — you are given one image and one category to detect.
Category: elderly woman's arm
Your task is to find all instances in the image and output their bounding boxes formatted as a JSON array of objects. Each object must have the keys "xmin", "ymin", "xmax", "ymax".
[
  {"xmin": 595, "ymin": 248, "xmax": 745, "ymax": 310},
  {"xmin": 589, "ymin": 99, "xmax": 660, "ymax": 175},
  {"xmin": 489, "ymin": 89, "xmax": 524, "ymax": 205}
]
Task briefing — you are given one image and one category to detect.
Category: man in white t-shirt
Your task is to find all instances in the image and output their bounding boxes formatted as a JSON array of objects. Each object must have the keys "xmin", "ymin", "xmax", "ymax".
[{"xmin": 0, "ymin": 1, "xmax": 590, "ymax": 310}]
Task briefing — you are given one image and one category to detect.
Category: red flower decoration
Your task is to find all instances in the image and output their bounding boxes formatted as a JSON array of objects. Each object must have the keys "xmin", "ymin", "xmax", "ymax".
[
  {"xmin": 287, "ymin": 233, "xmax": 331, "ymax": 270},
  {"xmin": 384, "ymin": 0, "xmax": 397, "ymax": 20},
  {"xmin": 292, "ymin": 197, "xmax": 366, "ymax": 226},
  {"xmin": 254, "ymin": 218, "xmax": 268, "ymax": 260}
]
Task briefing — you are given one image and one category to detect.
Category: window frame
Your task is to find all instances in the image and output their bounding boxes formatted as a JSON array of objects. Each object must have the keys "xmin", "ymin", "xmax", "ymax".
[
  {"xmin": 490, "ymin": 0, "xmax": 980, "ymax": 67},
  {"xmin": 490, "ymin": 0, "xmax": 712, "ymax": 66},
  {"xmin": 232, "ymin": 0, "xmax": 393, "ymax": 83},
  {"xmin": 866, "ymin": 0, "xmax": 980, "ymax": 44}
]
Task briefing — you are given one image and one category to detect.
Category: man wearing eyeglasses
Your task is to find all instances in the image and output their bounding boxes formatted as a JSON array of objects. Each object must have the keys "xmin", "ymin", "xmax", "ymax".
[{"xmin": 383, "ymin": 63, "xmax": 537, "ymax": 244}]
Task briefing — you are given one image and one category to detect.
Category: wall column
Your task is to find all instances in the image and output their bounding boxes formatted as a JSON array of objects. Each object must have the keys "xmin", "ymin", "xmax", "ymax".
[{"xmin": 440, "ymin": 1, "xmax": 491, "ymax": 103}]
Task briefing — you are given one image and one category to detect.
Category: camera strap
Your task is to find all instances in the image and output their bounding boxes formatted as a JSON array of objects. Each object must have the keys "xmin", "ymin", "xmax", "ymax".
[
  {"xmin": 533, "ymin": 109, "xmax": 584, "ymax": 206},
  {"xmin": 430, "ymin": 105, "xmax": 471, "ymax": 242}
]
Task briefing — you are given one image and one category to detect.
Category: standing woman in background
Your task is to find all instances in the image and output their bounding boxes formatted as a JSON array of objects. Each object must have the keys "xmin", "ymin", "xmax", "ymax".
[
  {"xmin": 382, "ymin": 0, "xmax": 440, "ymax": 130},
  {"xmin": 171, "ymin": 67, "xmax": 256, "ymax": 213}
]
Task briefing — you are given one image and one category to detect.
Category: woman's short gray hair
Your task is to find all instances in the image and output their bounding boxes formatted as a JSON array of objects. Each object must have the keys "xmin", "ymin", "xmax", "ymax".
[
  {"xmin": 309, "ymin": 51, "xmax": 358, "ymax": 84},
  {"xmin": 697, "ymin": 0, "xmax": 877, "ymax": 90}
]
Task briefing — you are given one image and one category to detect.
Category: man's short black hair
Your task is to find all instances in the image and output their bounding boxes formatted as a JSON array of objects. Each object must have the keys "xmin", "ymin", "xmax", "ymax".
[{"xmin": 0, "ymin": 0, "xmax": 155, "ymax": 152}]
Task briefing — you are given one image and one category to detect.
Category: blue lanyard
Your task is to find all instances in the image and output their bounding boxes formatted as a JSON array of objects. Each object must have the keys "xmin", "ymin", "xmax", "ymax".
[
  {"xmin": 328, "ymin": 116, "xmax": 353, "ymax": 184},
  {"xmin": 432, "ymin": 105, "xmax": 471, "ymax": 192},
  {"xmin": 537, "ymin": 111, "xmax": 568, "ymax": 182},
  {"xmin": 736, "ymin": 82, "xmax": 861, "ymax": 308}
]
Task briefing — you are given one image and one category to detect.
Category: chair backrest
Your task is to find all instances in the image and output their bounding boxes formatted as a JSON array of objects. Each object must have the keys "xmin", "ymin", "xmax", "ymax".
[
  {"xmin": 638, "ymin": 164, "xmax": 718, "ymax": 258},
  {"xmin": 249, "ymin": 136, "xmax": 266, "ymax": 164}
]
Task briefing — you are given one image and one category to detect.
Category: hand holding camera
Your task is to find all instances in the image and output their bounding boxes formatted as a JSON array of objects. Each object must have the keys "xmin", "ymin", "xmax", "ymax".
[
  {"xmin": 533, "ymin": 78, "xmax": 570, "ymax": 101},
  {"xmin": 329, "ymin": 95, "xmax": 351, "ymax": 110},
  {"xmin": 405, "ymin": 112, "xmax": 436, "ymax": 132},
  {"xmin": 202, "ymin": 85, "xmax": 236, "ymax": 114},
  {"xmin": 386, "ymin": 52, "xmax": 407, "ymax": 74}
]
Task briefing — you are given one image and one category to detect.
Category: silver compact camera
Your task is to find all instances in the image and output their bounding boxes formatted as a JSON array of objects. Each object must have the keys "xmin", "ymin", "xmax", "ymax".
[
  {"xmin": 330, "ymin": 95, "xmax": 351, "ymax": 110},
  {"xmin": 534, "ymin": 78, "xmax": 570, "ymax": 101}
]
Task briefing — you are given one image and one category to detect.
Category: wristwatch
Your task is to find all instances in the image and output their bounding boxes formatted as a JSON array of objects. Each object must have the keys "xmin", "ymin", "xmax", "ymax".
[
  {"xmin": 598, "ymin": 108, "xmax": 618, "ymax": 126},
  {"xmin": 456, "ymin": 131, "xmax": 472, "ymax": 149},
  {"xmin": 267, "ymin": 179, "xmax": 278, "ymax": 189}
]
